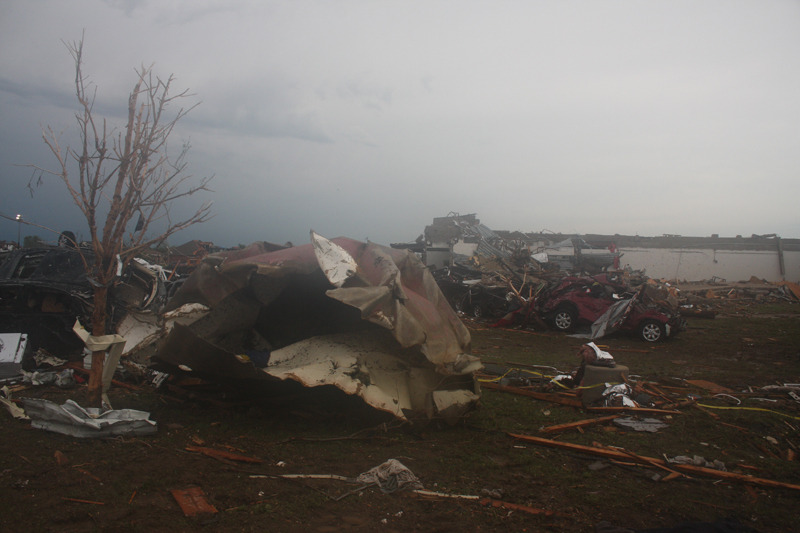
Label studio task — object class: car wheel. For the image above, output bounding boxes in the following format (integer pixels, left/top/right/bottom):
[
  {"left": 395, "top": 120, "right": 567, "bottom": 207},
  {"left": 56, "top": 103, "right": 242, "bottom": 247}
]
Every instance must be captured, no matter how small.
[
  {"left": 638, "top": 319, "right": 665, "bottom": 342},
  {"left": 455, "top": 298, "right": 471, "bottom": 315},
  {"left": 473, "top": 303, "right": 485, "bottom": 318},
  {"left": 551, "top": 305, "right": 577, "bottom": 332}
]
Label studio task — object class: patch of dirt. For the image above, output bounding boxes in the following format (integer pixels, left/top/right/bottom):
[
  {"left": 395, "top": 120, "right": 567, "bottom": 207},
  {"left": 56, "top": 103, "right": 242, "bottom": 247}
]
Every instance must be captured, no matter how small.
[{"left": 1, "top": 303, "right": 799, "bottom": 532}]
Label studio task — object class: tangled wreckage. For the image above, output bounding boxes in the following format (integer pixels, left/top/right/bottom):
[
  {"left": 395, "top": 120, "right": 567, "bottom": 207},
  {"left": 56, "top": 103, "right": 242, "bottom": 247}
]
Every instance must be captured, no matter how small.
[
  {"left": 433, "top": 261, "right": 686, "bottom": 342},
  {"left": 0, "top": 233, "right": 481, "bottom": 422}
]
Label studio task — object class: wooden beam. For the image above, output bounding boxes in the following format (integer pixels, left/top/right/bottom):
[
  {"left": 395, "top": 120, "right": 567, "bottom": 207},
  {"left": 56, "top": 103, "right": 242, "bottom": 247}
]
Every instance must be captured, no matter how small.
[
  {"left": 586, "top": 407, "right": 683, "bottom": 415},
  {"left": 508, "top": 433, "right": 800, "bottom": 492},
  {"left": 541, "top": 416, "right": 621, "bottom": 433},
  {"left": 481, "top": 382, "right": 584, "bottom": 408}
]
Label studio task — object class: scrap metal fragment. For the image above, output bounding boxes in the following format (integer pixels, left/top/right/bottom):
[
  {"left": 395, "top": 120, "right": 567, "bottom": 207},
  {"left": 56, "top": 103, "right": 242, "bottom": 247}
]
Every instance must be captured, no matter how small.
[
  {"left": 0, "top": 333, "right": 28, "bottom": 383},
  {"left": 311, "top": 230, "right": 359, "bottom": 288},
  {"left": 612, "top": 417, "right": 669, "bottom": 433},
  {"left": 356, "top": 459, "right": 424, "bottom": 493},
  {"left": 22, "top": 398, "right": 157, "bottom": 438}
]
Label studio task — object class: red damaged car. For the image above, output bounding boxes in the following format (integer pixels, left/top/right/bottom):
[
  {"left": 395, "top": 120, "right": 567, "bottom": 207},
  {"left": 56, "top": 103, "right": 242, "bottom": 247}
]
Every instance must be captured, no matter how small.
[{"left": 534, "top": 274, "right": 686, "bottom": 342}]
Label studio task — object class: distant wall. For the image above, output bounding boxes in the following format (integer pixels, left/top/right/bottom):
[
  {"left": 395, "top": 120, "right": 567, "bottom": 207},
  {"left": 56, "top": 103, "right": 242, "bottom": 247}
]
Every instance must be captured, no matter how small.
[
  {"left": 620, "top": 247, "right": 800, "bottom": 282},
  {"left": 453, "top": 242, "right": 478, "bottom": 256},
  {"left": 426, "top": 249, "right": 451, "bottom": 269}
]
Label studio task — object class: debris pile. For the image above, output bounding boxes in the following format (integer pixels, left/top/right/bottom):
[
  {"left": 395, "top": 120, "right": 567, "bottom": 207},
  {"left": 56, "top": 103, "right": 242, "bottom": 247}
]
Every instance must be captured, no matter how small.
[
  {"left": 435, "top": 260, "right": 686, "bottom": 343},
  {"left": 138, "top": 232, "right": 480, "bottom": 422}
]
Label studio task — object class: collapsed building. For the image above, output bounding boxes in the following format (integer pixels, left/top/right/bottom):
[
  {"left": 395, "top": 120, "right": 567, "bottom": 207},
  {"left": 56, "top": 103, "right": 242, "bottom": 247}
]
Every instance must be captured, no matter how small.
[
  {"left": 392, "top": 214, "right": 799, "bottom": 343},
  {"left": 391, "top": 213, "right": 620, "bottom": 274},
  {"left": 392, "top": 213, "right": 800, "bottom": 283}
]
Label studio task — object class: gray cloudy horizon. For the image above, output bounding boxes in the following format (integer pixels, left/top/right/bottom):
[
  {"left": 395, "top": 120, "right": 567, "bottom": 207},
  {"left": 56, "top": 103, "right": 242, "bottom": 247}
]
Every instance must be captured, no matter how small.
[{"left": 1, "top": 0, "right": 798, "bottom": 249}]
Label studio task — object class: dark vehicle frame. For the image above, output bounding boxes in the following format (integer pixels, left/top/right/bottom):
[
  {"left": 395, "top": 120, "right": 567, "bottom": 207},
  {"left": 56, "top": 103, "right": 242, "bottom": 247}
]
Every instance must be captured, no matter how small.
[
  {"left": 0, "top": 247, "right": 169, "bottom": 357},
  {"left": 453, "top": 284, "right": 515, "bottom": 319}
]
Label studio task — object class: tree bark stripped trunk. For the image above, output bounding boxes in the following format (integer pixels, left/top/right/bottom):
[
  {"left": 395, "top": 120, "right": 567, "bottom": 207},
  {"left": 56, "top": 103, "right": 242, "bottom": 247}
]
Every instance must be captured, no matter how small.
[{"left": 87, "top": 284, "right": 108, "bottom": 407}]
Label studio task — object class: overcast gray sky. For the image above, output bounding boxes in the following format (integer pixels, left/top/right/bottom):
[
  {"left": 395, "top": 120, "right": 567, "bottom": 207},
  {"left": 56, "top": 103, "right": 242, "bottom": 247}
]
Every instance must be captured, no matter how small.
[{"left": 1, "top": 0, "right": 799, "bottom": 248}]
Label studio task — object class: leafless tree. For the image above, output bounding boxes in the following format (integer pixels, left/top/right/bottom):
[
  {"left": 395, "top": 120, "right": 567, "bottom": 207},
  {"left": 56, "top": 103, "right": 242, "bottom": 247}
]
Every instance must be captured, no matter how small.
[{"left": 30, "top": 37, "right": 213, "bottom": 407}]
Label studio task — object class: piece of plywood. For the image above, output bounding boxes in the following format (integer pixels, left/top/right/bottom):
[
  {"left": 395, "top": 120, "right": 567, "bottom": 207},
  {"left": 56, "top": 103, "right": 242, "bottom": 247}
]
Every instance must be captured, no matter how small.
[
  {"left": 171, "top": 487, "right": 218, "bottom": 516},
  {"left": 685, "top": 380, "right": 733, "bottom": 394}
]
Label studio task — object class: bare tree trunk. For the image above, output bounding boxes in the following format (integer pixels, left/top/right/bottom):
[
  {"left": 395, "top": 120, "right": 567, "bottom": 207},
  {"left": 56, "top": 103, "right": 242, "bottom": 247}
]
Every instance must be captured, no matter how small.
[
  {"left": 87, "top": 285, "right": 108, "bottom": 407},
  {"left": 29, "top": 36, "right": 214, "bottom": 408}
]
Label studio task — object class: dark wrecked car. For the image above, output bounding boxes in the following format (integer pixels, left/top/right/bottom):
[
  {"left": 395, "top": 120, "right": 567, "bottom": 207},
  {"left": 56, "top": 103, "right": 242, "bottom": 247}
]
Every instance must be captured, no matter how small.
[
  {"left": 0, "top": 246, "right": 167, "bottom": 358},
  {"left": 535, "top": 274, "right": 686, "bottom": 342},
  {"left": 453, "top": 284, "right": 515, "bottom": 319},
  {"left": 433, "top": 264, "right": 514, "bottom": 319}
]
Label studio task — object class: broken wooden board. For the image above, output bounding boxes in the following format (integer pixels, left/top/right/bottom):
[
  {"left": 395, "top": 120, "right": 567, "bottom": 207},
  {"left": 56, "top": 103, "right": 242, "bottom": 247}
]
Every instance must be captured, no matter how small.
[
  {"left": 685, "top": 380, "right": 734, "bottom": 394},
  {"left": 586, "top": 407, "right": 683, "bottom": 415},
  {"left": 185, "top": 446, "right": 263, "bottom": 464},
  {"left": 481, "top": 382, "right": 583, "bottom": 408},
  {"left": 541, "top": 416, "right": 621, "bottom": 433},
  {"left": 171, "top": 487, "right": 218, "bottom": 516},
  {"left": 508, "top": 433, "right": 800, "bottom": 492}
]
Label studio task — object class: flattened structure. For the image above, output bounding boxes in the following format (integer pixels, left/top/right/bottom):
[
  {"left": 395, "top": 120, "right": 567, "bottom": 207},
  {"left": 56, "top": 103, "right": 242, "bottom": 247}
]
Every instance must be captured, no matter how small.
[{"left": 154, "top": 234, "right": 480, "bottom": 421}]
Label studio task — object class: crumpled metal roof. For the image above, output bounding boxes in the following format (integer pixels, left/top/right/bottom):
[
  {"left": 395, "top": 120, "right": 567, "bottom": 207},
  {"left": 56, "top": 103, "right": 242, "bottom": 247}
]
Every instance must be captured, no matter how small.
[
  {"left": 154, "top": 233, "right": 481, "bottom": 421},
  {"left": 452, "top": 221, "right": 510, "bottom": 259}
]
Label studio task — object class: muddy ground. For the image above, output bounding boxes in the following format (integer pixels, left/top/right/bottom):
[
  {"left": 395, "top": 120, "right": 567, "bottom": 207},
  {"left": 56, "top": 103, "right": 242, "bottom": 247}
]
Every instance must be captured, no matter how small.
[{"left": 1, "top": 302, "right": 799, "bottom": 532}]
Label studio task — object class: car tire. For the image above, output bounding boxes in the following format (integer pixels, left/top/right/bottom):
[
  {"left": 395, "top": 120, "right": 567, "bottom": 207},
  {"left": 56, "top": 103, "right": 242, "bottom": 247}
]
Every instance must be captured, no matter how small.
[
  {"left": 638, "top": 319, "right": 665, "bottom": 342},
  {"left": 551, "top": 305, "right": 577, "bottom": 332},
  {"left": 473, "top": 303, "right": 485, "bottom": 318}
]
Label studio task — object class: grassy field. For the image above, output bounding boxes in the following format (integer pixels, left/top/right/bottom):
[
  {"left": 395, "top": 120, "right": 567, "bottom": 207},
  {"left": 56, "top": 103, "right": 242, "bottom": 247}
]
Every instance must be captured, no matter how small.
[{"left": 1, "top": 302, "right": 799, "bottom": 532}]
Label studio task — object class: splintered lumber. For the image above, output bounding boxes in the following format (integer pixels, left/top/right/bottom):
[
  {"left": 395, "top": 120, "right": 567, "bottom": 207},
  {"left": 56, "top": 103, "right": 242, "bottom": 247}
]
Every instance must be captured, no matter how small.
[
  {"left": 61, "top": 497, "right": 104, "bottom": 505},
  {"left": 65, "top": 363, "right": 141, "bottom": 391},
  {"left": 480, "top": 498, "right": 564, "bottom": 517},
  {"left": 185, "top": 446, "right": 263, "bottom": 463},
  {"left": 660, "top": 399, "right": 696, "bottom": 410},
  {"left": 617, "top": 448, "right": 690, "bottom": 479},
  {"left": 541, "top": 416, "right": 621, "bottom": 433},
  {"left": 586, "top": 407, "right": 683, "bottom": 415},
  {"left": 641, "top": 384, "right": 675, "bottom": 404},
  {"left": 171, "top": 488, "right": 218, "bottom": 516},
  {"left": 684, "top": 380, "right": 733, "bottom": 394},
  {"left": 481, "top": 382, "right": 583, "bottom": 408},
  {"left": 508, "top": 434, "right": 800, "bottom": 492}
]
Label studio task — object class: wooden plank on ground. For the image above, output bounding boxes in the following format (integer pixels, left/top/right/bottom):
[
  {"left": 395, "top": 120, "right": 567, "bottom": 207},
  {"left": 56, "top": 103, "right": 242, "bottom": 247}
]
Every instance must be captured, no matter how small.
[
  {"left": 586, "top": 407, "right": 683, "bottom": 415},
  {"left": 685, "top": 380, "right": 733, "bottom": 394},
  {"left": 508, "top": 433, "right": 800, "bottom": 492},
  {"left": 481, "top": 382, "right": 583, "bottom": 408},
  {"left": 541, "top": 416, "right": 621, "bottom": 433}
]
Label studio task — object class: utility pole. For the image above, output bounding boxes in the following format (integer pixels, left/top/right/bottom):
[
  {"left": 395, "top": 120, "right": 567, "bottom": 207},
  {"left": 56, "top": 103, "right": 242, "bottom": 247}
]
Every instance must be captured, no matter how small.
[{"left": 15, "top": 214, "right": 22, "bottom": 248}]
